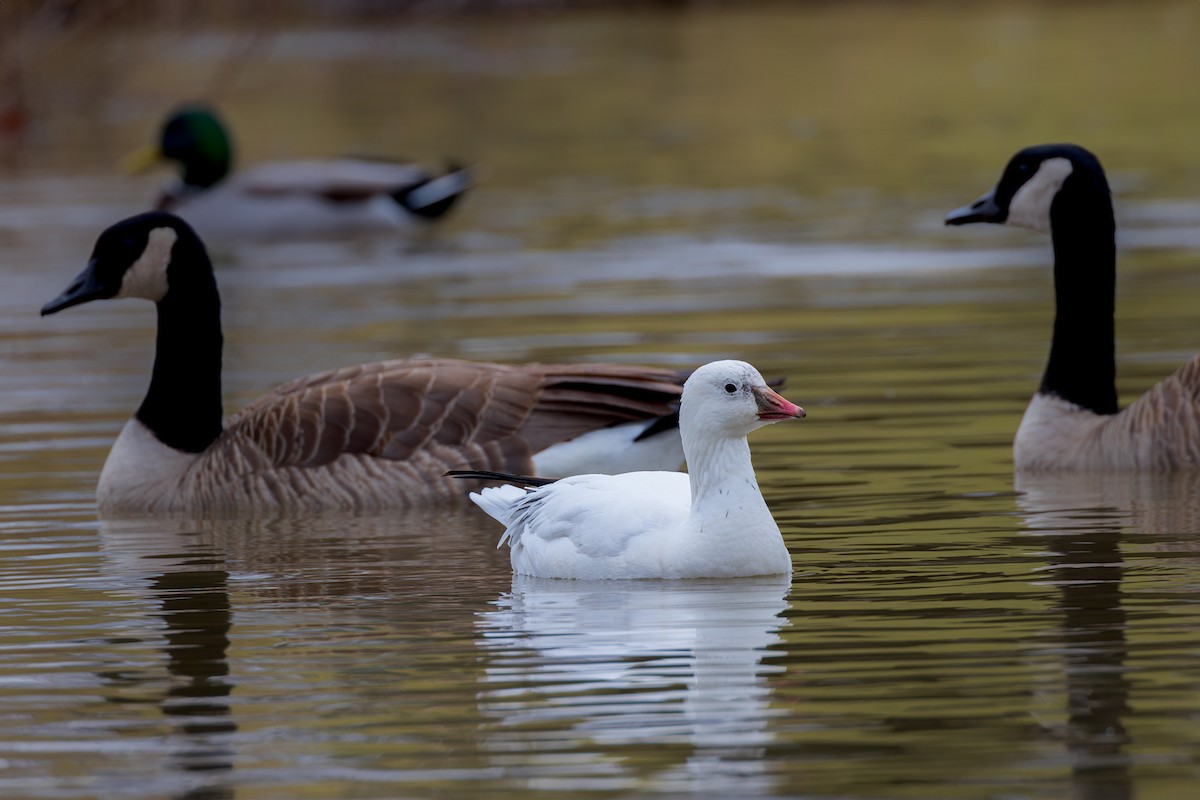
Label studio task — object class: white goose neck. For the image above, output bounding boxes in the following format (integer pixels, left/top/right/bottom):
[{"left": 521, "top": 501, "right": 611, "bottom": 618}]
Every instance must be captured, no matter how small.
[
  {"left": 679, "top": 426, "right": 788, "bottom": 577},
  {"left": 684, "top": 432, "right": 763, "bottom": 516}
]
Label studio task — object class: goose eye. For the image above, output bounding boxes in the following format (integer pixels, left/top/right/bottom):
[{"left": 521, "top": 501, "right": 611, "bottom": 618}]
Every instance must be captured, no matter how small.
[{"left": 724, "top": 383, "right": 737, "bottom": 394}]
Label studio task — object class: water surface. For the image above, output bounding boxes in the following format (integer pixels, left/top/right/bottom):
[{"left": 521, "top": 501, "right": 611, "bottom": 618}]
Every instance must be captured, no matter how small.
[{"left": 3, "top": 4, "right": 1200, "bottom": 798}]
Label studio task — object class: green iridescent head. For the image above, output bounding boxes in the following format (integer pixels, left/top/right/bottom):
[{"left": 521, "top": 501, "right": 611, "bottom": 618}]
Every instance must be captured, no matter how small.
[{"left": 129, "top": 105, "right": 234, "bottom": 189}]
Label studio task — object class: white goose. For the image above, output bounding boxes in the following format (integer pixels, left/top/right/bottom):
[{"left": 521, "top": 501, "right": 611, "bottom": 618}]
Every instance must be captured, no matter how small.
[
  {"left": 947, "top": 143, "right": 1200, "bottom": 471},
  {"left": 452, "top": 360, "right": 804, "bottom": 580},
  {"left": 41, "top": 212, "right": 689, "bottom": 515}
]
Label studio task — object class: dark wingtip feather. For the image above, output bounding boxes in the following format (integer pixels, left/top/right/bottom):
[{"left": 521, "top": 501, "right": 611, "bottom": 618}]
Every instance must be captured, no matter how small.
[
  {"left": 633, "top": 412, "right": 679, "bottom": 442},
  {"left": 444, "top": 469, "right": 557, "bottom": 487}
]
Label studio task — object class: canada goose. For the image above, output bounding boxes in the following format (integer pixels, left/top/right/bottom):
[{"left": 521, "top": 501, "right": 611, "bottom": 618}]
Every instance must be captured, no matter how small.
[
  {"left": 450, "top": 360, "right": 804, "bottom": 579},
  {"left": 41, "top": 212, "right": 689, "bottom": 515},
  {"left": 124, "top": 105, "right": 471, "bottom": 240},
  {"left": 946, "top": 143, "right": 1200, "bottom": 470}
]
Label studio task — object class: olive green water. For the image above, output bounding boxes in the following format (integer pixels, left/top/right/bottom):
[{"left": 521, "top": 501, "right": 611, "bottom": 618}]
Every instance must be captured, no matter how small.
[{"left": 3, "top": 3, "right": 1200, "bottom": 798}]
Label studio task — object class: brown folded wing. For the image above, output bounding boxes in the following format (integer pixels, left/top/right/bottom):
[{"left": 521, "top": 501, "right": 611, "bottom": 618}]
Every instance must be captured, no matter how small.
[
  {"left": 220, "top": 358, "right": 685, "bottom": 476},
  {"left": 1104, "top": 353, "right": 1200, "bottom": 469}
]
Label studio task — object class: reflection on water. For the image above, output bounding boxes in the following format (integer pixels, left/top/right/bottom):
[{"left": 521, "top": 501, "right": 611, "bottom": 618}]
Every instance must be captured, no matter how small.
[
  {"left": 1017, "top": 472, "right": 1200, "bottom": 800},
  {"left": 94, "top": 522, "right": 237, "bottom": 800},
  {"left": 1019, "top": 476, "right": 1131, "bottom": 800},
  {"left": 477, "top": 575, "right": 789, "bottom": 794},
  {"left": 154, "top": 568, "right": 236, "bottom": 800},
  {"left": 84, "top": 511, "right": 516, "bottom": 799},
  {"left": 1019, "top": 472, "right": 1200, "bottom": 540}
]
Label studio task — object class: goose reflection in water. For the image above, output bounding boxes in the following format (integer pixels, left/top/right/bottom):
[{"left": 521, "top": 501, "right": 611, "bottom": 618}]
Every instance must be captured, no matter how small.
[
  {"left": 1016, "top": 472, "right": 1200, "bottom": 800},
  {"left": 475, "top": 574, "right": 791, "bottom": 794},
  {"left": 97, "top": 520, "right": 237, "bottom": 800}
]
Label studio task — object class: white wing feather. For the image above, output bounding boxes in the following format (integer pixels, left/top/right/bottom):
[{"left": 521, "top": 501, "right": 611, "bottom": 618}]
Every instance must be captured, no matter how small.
[
  {"left": 469, "top": 484, "right": 531, "bottom": 533},
  {"left": 470, "top": 472, "right": 691, "bottom": 578}
]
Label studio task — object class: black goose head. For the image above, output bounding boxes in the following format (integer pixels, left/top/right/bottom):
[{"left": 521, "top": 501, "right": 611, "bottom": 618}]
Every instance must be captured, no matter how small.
[
  {"left": 41, "top": 212, "right": 207, "bottom": 316},
  {"left": 945, "top": 144, "right": 1110, "bottom": 233}
]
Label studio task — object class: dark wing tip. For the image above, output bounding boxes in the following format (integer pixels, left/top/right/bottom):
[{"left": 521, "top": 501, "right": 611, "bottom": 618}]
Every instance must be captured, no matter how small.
[{"left": 445, "top": 469, "right": 557, "bottom": 488}]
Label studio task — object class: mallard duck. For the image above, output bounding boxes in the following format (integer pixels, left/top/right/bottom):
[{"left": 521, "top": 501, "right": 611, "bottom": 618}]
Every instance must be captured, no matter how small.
[
  {"left": 450, "top": 360, "right": 804, "bottom": 579},
  {"left": 41, "top": 212, "right": 688, "bottom": 515},
  {"left": 946, "top": 143, "right": 1200, "bottom": 470},
  {"left": 124, "top": 105, "right": 471, "bottom": 240}
]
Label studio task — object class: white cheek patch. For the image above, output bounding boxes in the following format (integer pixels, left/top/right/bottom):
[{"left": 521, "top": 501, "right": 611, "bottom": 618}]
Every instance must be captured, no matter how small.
[
  {"left": 116, "top": 227, "right": 177, "bottom": 301},
  {"left": 1006, "top": 157, "right": 1074, "bottom": 233}
]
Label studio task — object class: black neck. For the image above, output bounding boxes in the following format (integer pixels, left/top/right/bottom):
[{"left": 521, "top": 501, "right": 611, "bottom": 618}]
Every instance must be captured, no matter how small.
[
  {"left": 135, "top": 243, "right": 224, "bottom": 452},
  {"left": 1040, "top": 184, "right": 1118, "bottom": 414}
]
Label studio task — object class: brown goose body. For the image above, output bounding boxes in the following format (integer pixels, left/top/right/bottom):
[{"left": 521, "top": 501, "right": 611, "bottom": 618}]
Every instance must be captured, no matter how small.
[
  {"left": 947, "top": 144, "right": 1200, "bottom": 472},
  {"left": 44, "top": 213, "right": 686, "bottom": 515},
  {"left": 96, "top": 358, "right": 686, "bottom": 515},
  {"left": 1014, "top": 355, "right": 1200, "bottom": 471}
]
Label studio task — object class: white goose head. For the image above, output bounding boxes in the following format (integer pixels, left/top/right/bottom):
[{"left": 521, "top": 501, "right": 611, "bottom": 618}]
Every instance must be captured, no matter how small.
[
  {"left": 945, "top": 143, "right": 1110, "bottom": 235},
  {"left": 41, "top": 212, "right": 207, "bottom": 316},
  {"left": 679, "top": 360, "right": 805, "bottom": 439}
]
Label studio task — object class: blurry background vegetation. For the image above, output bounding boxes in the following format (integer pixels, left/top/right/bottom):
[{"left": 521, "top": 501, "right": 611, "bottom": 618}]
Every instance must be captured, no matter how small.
[{"left": 3, "top": 0, "right": 1199, "bottom": 250}]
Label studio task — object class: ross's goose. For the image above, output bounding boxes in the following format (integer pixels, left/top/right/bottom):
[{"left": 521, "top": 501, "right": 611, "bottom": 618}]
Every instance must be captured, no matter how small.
[{"left": 451, "top": 360, "right": 804, "bottom": 579}]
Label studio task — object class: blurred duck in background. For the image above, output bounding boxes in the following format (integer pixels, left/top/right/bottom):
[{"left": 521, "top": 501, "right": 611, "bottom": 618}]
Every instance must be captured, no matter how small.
[
  {"left": 947, "top": 143, "right": 1200, "bottom": 471},
  {"left": 40, "top": 212, "right": 689, "bottom": 516},
  {"left": 124, "top": 104, "right": 472, "bottom": 240}
]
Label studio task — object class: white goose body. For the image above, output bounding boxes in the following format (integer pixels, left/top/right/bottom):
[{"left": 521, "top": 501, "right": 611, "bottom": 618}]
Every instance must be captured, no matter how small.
[
  {"left": 43, "top": 212, "right": 688, "bottom": 516},
  {"left": 947, "top": 143, "right": 1200, "bottom": 471},
  {"left": 463, "top": 360, "right": 804, "bottom": 580}
]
